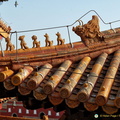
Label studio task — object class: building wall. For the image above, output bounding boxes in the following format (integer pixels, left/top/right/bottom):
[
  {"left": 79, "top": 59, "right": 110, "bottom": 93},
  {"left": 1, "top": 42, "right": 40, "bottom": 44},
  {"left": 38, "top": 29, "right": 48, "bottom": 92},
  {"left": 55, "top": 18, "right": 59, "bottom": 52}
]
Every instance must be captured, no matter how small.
[
  {"left": 0, "top": 104, "right": 2, "bottom": 110},
  {"left": 0, "top": 35, "right": 2, "bottom": 40},
  {"left": 0, "top": 100, "right": 64, "bottom": 120}
]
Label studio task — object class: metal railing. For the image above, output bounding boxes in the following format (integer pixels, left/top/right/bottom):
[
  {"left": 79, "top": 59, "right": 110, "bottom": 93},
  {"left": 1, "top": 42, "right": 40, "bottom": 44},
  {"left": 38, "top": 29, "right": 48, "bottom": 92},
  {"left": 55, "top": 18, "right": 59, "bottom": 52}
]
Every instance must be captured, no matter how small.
[{"left": 0, "top": 10, "right": 120, "bottom": 59}]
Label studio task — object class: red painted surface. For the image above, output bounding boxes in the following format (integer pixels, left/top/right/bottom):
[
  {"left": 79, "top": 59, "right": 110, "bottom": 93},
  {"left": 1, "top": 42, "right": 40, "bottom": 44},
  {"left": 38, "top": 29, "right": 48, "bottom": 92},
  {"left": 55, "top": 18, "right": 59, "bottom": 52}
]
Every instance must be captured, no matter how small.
[
  {"left": 0, "top": 35, "right": 2, "bottom": 40},
  {"left": 0, "top": 104, "right": 2, "bottom": 110},
  {"left": 0, "top": 101, "right": 64, "bottom": 119}
]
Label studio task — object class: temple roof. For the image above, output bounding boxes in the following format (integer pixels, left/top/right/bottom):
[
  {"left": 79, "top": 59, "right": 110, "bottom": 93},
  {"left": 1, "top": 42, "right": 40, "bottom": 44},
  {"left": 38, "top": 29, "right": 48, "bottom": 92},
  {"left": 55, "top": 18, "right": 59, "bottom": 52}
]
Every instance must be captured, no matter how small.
[
  {"left": 0, "top": 0, "right": 8, "bottom": 2},
  {"left": 0, "top": 15, "right": 120, "bottom": 115},
  {"left": 0, "top": 48, "right": 120, "bottom": 115},
  {"left": 0, "top": 19, "right": 11, "bottom": 38}
]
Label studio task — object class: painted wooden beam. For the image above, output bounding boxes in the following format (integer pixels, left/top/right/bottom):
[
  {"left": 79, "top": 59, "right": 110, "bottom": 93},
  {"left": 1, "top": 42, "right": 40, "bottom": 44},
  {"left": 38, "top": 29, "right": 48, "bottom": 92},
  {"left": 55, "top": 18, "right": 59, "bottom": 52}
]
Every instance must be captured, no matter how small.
[
  {"left": 60, "top": 57, "right": 91, "bottom": 98},
  {"left": 11, "top": 66, "right": 33, "bottom": 86},
  {"left": 77, "top": 53, "right": 108, "bottom": 102},
  {"left": 27, "top": 63, "right": 52, "bottom": 90},
  {"left": 96, "top": 50, "right": 120, "bottom": 106},
  {"left": 43, "top": 60, "right": 72, "bottom": 94}
]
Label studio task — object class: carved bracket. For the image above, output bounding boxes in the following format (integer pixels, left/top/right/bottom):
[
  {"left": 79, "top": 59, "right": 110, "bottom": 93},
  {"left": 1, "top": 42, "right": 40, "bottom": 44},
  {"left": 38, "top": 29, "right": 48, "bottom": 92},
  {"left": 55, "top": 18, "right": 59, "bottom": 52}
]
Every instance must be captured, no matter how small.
[
  {"left": 32, "top": 35, "right": 40, "bottom": 48},
  {"left": 72, "top": 15, "right": 104, "bottom": 47},
  {"left": 5, "top": 37, "right": 15, "bottom": 51},
  {"left": 18, "top": 35, "right": 29, "bottom": 49},
  {"left": 44, "top": 33, "right": 53, "bottom": 47},
  {"left": 56, "top": 32, "right": 65, "bottom": 45}
]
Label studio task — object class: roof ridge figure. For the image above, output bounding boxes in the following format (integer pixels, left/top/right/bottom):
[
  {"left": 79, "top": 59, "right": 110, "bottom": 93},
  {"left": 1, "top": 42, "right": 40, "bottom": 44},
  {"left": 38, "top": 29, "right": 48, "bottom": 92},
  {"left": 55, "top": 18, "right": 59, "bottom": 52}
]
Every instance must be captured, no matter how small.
[{"left": 72, "top": 15, "right": 104, "bottom": 47}]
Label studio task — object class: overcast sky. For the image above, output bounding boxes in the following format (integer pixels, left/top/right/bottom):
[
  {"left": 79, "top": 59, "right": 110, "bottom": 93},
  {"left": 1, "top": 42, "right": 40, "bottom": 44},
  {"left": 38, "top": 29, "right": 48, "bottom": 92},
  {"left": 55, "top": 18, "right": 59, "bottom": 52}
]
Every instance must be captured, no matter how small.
[{"left": 0, "top": 0, "right": 120, "bottom": 49}]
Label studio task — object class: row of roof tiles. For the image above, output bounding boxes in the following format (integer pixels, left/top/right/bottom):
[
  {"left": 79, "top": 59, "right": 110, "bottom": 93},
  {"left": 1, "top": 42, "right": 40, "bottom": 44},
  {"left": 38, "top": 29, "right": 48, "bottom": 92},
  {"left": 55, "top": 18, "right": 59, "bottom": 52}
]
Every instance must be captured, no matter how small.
[
  {"left": 0, "top": 49, "right": 120, "bottom": 114},
  {"left": 0, "top": 97, "right": 15, "bottom": 103},
  {"left": 0, "top": 0, "right": 8, "bottom": 2}
]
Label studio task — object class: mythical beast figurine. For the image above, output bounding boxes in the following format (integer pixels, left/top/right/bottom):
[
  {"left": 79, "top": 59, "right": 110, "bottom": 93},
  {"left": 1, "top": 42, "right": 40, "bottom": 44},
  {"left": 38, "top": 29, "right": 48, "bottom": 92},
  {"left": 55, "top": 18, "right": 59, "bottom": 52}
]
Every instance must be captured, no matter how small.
[{"left": 73, "top": 15, "right": 104, "bottom": 46}]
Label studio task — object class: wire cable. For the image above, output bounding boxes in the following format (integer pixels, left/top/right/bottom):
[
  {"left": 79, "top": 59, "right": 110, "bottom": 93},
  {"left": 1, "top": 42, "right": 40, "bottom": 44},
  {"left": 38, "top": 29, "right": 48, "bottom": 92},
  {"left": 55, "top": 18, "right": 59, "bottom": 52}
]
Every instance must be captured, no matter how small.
[
  {"left": 23, "top": 64, "right": 119, "bottom": 81},
  {"left": 10, "top": 10, "right": 120, "bottom": 34},
  {"left": 0, "top": 10, "right": 120, "bottom": 34}
]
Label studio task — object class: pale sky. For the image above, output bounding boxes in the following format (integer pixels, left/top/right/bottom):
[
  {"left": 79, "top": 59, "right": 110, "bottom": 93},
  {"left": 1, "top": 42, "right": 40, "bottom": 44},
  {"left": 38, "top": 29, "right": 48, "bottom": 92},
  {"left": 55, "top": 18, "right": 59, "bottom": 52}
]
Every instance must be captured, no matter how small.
[{"left": 0, "top": 0, "right": 120, "bottom": 49}]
